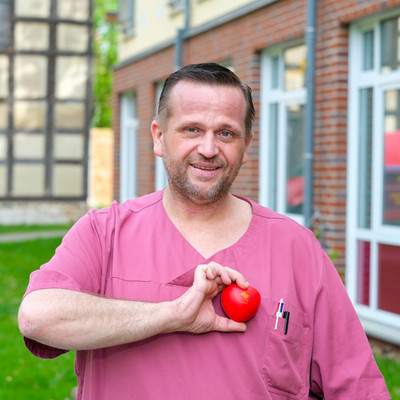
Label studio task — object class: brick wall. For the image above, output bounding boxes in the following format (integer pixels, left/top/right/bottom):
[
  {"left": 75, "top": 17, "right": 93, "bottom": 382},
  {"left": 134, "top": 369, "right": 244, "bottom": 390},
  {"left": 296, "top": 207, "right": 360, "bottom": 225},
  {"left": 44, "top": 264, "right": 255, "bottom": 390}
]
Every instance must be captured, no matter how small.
[{"left": 112, "top": 0, "right": 400, "bottom": 274}]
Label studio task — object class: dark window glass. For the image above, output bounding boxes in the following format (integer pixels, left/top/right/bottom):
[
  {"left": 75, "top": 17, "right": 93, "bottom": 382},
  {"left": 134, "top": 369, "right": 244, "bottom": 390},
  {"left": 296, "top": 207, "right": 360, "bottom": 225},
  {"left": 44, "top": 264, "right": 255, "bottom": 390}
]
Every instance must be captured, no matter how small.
[{"left": 0, "top": 0, "right": 11, "bottom": 50}]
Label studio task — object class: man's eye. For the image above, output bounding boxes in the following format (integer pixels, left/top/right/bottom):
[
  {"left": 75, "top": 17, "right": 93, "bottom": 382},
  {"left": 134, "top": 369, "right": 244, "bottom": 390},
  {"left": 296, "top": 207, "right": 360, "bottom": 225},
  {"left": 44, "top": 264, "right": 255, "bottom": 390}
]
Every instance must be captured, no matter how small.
[
  {"left": 187, "top": 127, "right": 198, "bottom": 133},
  {"left": 220, "top": 130, "right": 232, "bottom": 137}
]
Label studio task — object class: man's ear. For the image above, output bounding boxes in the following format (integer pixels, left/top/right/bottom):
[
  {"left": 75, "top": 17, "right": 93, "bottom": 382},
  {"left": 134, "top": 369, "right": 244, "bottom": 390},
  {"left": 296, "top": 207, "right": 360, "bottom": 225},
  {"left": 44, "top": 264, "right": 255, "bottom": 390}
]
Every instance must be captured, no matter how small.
[
  {"left": 241, "top": 132, "right": 254, "bottom": 165},
  {"left": 151, "top": 120, "right": 163, "bottom": 157}
]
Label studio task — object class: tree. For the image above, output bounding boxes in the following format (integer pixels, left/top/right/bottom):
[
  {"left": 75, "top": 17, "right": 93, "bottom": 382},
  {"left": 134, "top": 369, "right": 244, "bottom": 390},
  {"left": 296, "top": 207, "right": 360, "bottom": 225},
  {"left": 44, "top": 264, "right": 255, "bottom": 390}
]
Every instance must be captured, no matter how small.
[{"left": 92, "top": 0, "right": 118, "bottom": 128}]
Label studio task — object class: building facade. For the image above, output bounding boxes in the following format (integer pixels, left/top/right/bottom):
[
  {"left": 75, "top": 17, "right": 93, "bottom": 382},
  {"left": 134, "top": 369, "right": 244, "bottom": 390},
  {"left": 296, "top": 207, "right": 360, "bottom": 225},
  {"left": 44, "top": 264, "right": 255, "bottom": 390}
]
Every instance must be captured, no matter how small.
[
  {"left": 0, "top": 0, "right": 93, "bottom": 223},
  {"left": 112, "top": 0, "right": 400, "bottom": 344}
]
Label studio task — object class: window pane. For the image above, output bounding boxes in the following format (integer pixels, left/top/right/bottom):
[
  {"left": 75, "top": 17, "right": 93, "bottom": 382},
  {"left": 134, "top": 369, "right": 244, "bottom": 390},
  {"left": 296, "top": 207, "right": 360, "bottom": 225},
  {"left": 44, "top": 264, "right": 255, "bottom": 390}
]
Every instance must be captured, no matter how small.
[
  {"left": 284, "top": 44, "right": 306, "bottom": 91},
  {"left": 13, "top": 133, "right": 45, "bottom": 160},
  {"left": 362, "top": 30, "right": 374, "bottom": 71},
  {"left": 14, "top": 101, "right": 47, "bottom": 130},
  {"left": 271, "top": 56, "right": 279, "bottom": 89},
  {"left": 54, "top": 133, "right": 84, "bottom": 160},
  {"left": 286, "top": 104, "right": 304, "bottom": 214},
  {"left": 268, "top": 103, "right": 278, "bottom": 209},
  {"left": 357, "top": 240, "right": 370, "bottom": 306},
  {"left": 57, "top": 0, "right": 89, "bottom": 20},
  {"left": 358, "top": 88, "right": 373, "bottom": 228},
  {"left": 55, "top": 102, "right": 85, "bottom": 130},
  {"left": 378, "top": 243, "right": 400, "bottom": 314},
  {"left": 0, "top": 164, "right": 6, "bottom": 196},
  {"left": 383, "top": 89, "right": 400, "bottom": 226},
  {"left": 55, "top": 57, "right": 88, "bottom": 100},
  {"left": 0, "top": 0, "right": 10, "bottom": 50},
  {"left": 14, "top": 22, "right": 49, "bottom": 51},
  {"left": 53, "top": 164, "right": 83, "bottom": 197},
  {"left": 0, "top": 55, "right": 9, "bottom": 99},
  {"left": 57, "top": 24, "right": 89, "bottom": 52},
  {"left": 381, "top": 16, "right": 400, "bottom": 73},
  {"left": 0, "top": 103, "right": 7, "bottom": 129},
  {"left": 15, "top": 0, "right": 50, "bottom": 18},
  {"left": 14, "top": 55, "right": 48, "bottom": 99},
  {"left": 12, "top": 163, "right": 45, "bottom": 196},
  {"left": 0, "top": 134, "right": 7, "bottom": 160},
  {"left": 119, "top": 0, "right": 135, "bottom": 35}
]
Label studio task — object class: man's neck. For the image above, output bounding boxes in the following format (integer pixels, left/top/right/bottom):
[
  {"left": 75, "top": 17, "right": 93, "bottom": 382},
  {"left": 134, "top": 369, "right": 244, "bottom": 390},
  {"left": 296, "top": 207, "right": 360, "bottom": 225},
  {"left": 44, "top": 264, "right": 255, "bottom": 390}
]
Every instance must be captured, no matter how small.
[
  {"left": 162, "top": 186, "right": 238, "bottom": 224},
  {"left": 162, "top": 186, "right": 253, "bottom": 258}
]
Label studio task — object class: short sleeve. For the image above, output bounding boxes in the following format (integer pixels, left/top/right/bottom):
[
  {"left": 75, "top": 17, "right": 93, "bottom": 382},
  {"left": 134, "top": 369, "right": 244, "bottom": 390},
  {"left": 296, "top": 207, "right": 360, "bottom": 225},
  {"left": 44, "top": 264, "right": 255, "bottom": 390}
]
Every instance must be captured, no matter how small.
[
  {"left": 23, "top": 336, "right": 69, "bottom": 359},
  {"left": 309, "top": 251, "right": 390, "bottom": 399},
  {"left": 24, "top": 207, "right": 112, "bottom": 298},
  {"left": 22, "top": 206, "right": 114, "bottom": 359}
]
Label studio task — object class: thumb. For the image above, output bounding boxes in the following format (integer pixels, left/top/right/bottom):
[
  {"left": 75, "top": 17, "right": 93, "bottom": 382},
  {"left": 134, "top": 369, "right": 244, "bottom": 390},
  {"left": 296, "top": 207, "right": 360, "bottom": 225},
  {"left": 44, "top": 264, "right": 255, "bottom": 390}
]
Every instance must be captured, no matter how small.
[{"left": 213, "top": 315, "right": 247, "bottom": 333}]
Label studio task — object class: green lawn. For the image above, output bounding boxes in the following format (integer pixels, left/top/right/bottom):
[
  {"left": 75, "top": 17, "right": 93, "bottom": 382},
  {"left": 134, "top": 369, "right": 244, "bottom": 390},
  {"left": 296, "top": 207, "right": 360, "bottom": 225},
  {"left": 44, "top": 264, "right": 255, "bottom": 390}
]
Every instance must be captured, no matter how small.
[
  {"left": 375, "top": 354, "right": 400, "bottom": 399},
  {"left": 0, "top": 237, "right": 76, "bottom": 400},
  {"left": 1, "top": 234, "right": 399, "bottom": 399},
  {"left": 0, "top": 224, "right": 73, "bottom": 234}
]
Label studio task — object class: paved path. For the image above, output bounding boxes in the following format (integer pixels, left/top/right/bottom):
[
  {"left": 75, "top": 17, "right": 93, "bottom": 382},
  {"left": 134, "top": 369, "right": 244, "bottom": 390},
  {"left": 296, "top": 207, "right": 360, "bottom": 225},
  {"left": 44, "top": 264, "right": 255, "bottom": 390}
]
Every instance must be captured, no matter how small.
[{"left": 0, "top": 230, "right": 68, "bottom": 243}]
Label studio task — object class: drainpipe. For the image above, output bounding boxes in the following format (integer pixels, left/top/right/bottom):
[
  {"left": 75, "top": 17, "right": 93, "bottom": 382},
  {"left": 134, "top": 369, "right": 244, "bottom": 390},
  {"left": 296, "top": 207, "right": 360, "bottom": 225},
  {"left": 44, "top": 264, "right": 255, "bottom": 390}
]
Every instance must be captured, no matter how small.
[
  {"left": 174, "top": 0, "right": 190, "bottom": 70},
  {"left": 304, "top": 0, "right": 317, "bottom": 229}
]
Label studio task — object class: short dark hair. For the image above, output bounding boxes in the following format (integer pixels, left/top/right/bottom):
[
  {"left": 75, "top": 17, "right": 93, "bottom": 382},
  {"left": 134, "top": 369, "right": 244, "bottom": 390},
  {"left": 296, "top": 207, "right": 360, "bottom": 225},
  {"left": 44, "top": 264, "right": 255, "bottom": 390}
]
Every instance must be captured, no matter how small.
[{"left": 157, "top": 63, "right": 255, "bottom": 139}]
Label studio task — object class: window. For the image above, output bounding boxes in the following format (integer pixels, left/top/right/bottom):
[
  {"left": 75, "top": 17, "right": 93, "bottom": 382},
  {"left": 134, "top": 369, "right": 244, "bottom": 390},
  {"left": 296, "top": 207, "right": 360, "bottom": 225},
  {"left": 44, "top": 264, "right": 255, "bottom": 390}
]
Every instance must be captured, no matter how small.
[
  {"left": 167, "top": 0, "right": 185, "bottom": 15},
  {"left": 119, "top": 0, "right": 135, "bottom": 35},
  {"left": 1, "top": 0, "right": 91, "bottom": 201},
  {"left": 120, "top": 92, "right": 138, "bottom": 202},
  {"left": 260, "top": 43, "right": 307, "bottom": 224},
  {"left": 0, "top": 0, "right": 11, "bottom": 50},
  {"left": 347, "top": 15, "right": 400, "bottom": 344}
]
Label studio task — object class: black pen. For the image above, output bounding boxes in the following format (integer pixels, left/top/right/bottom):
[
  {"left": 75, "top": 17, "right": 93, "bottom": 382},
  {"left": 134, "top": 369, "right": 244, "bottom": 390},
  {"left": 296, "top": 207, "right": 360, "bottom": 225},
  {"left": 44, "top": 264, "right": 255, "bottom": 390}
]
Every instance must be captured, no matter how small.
[{"left": 283, "top": 311, "right": 290, "bottom": 335}]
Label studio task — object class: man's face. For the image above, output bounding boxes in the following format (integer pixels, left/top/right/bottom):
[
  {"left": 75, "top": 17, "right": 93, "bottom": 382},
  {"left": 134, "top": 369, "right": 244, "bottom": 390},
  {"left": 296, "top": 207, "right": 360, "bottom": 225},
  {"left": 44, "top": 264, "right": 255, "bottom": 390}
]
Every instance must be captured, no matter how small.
[{"left": 152, "top": 81, "right": 252, "bottom": 205}]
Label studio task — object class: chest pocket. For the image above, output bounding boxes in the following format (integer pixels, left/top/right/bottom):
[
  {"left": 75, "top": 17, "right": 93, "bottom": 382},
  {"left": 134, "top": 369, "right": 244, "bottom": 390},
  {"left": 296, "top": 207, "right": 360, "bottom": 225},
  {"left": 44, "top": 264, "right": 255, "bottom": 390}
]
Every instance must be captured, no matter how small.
[{"left": 262, "top": 313, "right": 309, "bottom": 399}]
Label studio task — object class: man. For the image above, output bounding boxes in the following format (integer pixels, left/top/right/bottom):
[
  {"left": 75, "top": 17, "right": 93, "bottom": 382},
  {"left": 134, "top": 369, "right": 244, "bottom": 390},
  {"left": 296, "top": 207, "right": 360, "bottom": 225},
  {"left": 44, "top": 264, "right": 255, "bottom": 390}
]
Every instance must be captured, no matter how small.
[{"left": 18, "top": 63, "right": 390, "bottom": 399}]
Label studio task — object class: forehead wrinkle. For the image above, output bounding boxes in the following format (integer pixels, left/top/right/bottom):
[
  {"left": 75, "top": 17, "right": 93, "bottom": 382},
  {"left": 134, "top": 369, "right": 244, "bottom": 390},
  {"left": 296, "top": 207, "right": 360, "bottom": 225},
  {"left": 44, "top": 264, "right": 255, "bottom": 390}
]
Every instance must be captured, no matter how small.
[
  {"left": 170, "top": 81, "right": 245, "bottom": 112},
  {"left": 168, "top": 84, "right": 246, "bottom": 133}
]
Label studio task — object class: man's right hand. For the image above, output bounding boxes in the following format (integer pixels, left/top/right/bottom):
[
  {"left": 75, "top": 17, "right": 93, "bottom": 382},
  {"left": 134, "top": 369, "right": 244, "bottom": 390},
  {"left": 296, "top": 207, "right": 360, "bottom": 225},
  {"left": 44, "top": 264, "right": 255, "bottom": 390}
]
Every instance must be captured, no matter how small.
[
  {"left": 18, "top": 262, "right": 248, "bottom": 352},
  {"left": 170, "top": 262, "right": 249, "bottom": 334}
]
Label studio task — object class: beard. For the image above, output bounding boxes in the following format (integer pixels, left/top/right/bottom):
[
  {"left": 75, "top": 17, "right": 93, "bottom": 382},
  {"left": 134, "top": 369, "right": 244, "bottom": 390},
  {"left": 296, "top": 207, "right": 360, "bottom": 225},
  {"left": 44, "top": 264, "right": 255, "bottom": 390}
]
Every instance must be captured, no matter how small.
[{"left": 162, "top": 152, "right": 244, "bottom": 205}]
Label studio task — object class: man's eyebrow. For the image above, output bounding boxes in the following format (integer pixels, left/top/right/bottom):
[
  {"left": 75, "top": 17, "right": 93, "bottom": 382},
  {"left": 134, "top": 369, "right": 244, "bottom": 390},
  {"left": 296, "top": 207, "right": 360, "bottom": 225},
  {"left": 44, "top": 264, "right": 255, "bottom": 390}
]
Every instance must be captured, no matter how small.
[{"left": 177, "top": 120, "right": 240, "bottom": 130}]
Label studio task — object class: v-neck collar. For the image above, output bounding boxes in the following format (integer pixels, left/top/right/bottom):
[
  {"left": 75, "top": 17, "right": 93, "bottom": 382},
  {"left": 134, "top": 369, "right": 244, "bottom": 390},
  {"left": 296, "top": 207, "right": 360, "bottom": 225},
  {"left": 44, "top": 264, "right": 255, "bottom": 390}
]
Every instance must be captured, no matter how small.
[{"left": 159, "top": 189, "right": 257, "bottom": 262}]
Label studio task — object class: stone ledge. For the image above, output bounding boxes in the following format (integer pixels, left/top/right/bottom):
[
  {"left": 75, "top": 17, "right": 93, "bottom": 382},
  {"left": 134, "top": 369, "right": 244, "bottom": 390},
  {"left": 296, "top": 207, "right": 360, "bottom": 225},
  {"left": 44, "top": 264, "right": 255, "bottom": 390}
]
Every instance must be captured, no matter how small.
[{"left": 0, "top": 201, "right": 88, "bottom": 225}]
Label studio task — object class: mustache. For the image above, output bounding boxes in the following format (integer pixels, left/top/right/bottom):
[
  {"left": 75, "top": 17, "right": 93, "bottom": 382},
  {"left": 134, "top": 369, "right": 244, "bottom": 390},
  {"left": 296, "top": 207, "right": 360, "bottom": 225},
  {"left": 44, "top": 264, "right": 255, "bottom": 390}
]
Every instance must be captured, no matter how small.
[{"left": 188, "top": 155, "right": 222, "bottom": 164}]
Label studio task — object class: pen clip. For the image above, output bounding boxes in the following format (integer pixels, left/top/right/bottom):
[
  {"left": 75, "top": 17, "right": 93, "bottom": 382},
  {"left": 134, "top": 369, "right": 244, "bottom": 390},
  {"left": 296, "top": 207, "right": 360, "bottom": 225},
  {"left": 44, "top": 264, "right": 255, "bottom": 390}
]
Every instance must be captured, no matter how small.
[
  {"left": 283, "top": 311, "right": 290, "bottom": 335},
  {"left": 274, "top": 298, "right": 284, "bottom": 330}
]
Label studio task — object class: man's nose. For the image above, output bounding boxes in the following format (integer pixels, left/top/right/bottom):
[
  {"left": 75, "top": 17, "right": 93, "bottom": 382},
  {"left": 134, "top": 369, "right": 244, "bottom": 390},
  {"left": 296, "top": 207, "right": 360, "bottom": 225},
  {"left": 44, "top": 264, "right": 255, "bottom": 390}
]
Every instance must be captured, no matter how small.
[{"left": 198, "top": 132, "right": 219, "bottom": 158}]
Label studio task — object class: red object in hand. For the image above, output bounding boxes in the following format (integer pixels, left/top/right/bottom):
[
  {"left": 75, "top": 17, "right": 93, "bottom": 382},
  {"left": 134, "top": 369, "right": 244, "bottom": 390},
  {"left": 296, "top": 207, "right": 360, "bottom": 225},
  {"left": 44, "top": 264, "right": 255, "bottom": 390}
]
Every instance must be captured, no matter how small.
[{"left": 221, "top": 284, "right": 261, "bottom": 322}]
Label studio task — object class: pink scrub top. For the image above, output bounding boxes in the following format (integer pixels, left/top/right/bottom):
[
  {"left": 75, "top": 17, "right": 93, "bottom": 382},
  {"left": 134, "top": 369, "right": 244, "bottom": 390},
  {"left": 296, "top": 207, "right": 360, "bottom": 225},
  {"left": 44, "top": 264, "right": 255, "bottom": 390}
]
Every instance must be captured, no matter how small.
[{"left": 23, "top": 190, "right": 390, "bottom": 400}]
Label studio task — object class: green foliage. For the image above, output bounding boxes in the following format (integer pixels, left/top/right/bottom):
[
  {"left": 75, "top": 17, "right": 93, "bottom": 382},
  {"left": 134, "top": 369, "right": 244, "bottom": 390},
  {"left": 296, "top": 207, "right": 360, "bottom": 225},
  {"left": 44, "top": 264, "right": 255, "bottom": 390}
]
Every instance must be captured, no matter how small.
[
  {"left": 313, "top": 228, "right": 339, "bottom": 264},
  {"left": 92, "top": 0, "right": 118, "bottom": 128}
]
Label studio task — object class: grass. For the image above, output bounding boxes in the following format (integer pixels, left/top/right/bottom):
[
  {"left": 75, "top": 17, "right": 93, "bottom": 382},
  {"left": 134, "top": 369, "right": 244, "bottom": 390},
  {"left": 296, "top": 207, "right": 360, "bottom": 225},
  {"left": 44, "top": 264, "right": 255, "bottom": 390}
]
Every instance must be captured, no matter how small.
[
  {"left": 0, "top": 237, "right": 76, "bottom": 400},
  {"left": 1, "top": 229, "right": 399, "bottom": 399},
  {"left": 0, "top": 224, "right": 73, "bottom": 234},
  {"left": 375, "top": 354, "right": 400, "bottom": 398}
]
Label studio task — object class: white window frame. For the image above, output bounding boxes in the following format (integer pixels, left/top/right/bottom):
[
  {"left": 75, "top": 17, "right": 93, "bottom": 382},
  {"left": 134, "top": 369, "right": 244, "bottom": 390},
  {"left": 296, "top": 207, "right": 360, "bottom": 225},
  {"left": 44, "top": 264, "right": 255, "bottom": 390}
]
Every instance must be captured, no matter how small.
[
  {"left": 120, "top": 91, "right": 138, "bottom": 202},
  {"left": 347, "top": 13, "right": 400, "bottom": 345},
  {"left": 259, "top": 42, "right": 306, "bottom": 225}
]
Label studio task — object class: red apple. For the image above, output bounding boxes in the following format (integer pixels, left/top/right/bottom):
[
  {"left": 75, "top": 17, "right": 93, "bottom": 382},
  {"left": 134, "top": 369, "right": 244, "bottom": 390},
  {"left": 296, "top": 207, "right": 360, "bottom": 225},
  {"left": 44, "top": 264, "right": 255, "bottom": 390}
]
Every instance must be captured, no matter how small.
[{"left": 221, "top": 284, "right": 261, "bottom": 322}]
